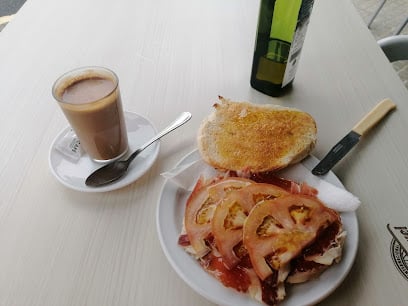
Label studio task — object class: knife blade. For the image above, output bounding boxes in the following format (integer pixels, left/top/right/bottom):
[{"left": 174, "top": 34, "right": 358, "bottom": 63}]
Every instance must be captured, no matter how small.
[{"left": 312, "top": 98, "right": 396, "bottom": 175}]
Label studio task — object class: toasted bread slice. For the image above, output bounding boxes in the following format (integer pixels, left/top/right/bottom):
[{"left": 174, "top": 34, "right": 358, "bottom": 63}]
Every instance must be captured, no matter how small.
[{"left": 197, "top": 97, "right": 317, "bottom": 172}]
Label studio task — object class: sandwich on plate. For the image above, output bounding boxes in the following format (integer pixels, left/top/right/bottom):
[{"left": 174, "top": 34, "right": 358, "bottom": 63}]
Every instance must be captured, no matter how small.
[{"left": 178, "top": 97, "right": 347, "bottom": 306}]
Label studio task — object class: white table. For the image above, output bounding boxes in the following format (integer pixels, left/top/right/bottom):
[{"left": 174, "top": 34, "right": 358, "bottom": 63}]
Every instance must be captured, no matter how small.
[{"left": 1, "top": 0, "right": 408, "bottom": 305}]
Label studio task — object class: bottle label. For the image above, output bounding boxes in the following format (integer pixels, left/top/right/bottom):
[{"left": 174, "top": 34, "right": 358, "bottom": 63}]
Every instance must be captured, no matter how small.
[{"left": 282, "top": 0, "right": 314, "bottom": 87}]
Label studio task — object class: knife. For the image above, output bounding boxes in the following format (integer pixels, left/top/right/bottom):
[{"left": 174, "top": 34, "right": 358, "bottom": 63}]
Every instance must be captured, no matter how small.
[{"left": 312, "top": 98, "right": 396, "bottom": 175}]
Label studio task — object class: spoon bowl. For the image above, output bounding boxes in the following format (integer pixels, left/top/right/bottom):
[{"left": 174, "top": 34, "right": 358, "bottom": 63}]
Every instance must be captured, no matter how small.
[{"left": 85, "top": 112, "right": 192, "bottom": 187}]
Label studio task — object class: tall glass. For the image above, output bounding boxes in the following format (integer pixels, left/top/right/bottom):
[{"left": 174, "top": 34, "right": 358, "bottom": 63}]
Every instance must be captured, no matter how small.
[{"left": 52, "top": 66, "right": 128, "bottom": 163}]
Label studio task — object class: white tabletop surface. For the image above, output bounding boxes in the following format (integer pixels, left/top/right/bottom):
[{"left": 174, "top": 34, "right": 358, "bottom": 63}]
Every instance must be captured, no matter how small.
[{"left": 1, "top": 0, "right": 408, "bottom": 305}]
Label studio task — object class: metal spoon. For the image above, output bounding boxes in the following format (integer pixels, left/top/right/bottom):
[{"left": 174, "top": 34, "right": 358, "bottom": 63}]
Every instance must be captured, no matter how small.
[{"left": 85, "top": 111, "right": 192, "bottom": 187}]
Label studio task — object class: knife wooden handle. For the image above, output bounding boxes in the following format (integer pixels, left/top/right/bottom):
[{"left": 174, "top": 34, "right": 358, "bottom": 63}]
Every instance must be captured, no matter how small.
[{"left": 352, "top": 98, "right": 396, "bottom": 135}]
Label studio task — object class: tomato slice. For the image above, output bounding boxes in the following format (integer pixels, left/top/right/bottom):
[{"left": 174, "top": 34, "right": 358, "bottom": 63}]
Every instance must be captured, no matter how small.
[
  {"left": 212, "top": 183, "right": 289, "bottom": 269},
  {"left": 243, "top": 195, "right": 340, "bottom": 280},
  {"left": 184, "top": 177, "right": 253, "bottom": 258}
]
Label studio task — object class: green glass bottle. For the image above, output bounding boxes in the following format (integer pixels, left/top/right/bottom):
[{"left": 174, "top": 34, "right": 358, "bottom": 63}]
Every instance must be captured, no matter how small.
[{"left": 250, "top": 0, "right": 315, "bottom": 97}]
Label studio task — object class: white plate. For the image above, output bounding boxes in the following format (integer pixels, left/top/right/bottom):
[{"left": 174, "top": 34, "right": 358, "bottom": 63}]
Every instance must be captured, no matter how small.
[
  {"left": 156, "top": 150, "right": 358, "bottom": 306},
  {"left": 49, "top": 111, "right": 159, "bottom": 192}
]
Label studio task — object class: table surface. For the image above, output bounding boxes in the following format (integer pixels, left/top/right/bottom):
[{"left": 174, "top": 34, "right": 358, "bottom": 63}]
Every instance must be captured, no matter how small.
[{"left": 1, "top": 0, "right": 408, "bottom": 305}]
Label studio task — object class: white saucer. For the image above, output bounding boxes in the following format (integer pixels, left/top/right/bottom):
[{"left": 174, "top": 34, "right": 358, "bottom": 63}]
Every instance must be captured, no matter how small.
[{"left": 49, "top": 111, "right": 159, "bottom": 192}]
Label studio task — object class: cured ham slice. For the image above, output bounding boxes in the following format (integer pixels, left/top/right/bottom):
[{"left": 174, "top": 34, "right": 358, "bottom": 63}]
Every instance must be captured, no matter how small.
[{"left": 180, "top": 174, "right": 346, "bottom": 306}]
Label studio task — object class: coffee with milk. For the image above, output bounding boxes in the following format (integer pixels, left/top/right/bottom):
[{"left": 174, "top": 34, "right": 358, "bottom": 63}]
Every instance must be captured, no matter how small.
[{"left": 53, "top": 67, "right": 128, "bottom": 162}]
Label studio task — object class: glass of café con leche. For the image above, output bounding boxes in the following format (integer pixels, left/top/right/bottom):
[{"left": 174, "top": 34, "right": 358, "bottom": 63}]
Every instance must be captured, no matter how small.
[{"left": 52, "top": 66, "right": 129, "bottom": 163}]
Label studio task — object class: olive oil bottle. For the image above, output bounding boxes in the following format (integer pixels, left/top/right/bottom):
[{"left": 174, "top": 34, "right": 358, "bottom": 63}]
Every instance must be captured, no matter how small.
[{"left": 250, "top": 0, "right": 315, "bottom": 97}]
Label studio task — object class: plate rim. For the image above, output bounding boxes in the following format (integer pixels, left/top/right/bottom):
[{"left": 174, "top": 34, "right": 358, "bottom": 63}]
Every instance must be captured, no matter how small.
[{"left": 156, "top": 149, "right": 359, "bottom": 306}]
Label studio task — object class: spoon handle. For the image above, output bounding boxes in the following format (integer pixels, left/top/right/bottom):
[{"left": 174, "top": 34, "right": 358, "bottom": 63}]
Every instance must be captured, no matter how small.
[{"left": 127, "top": 112, "right": 192, "bottom": 162}]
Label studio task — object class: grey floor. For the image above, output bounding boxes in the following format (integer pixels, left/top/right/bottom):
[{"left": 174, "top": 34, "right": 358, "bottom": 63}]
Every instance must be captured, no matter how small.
[
  {"left": 352, "top": 0, "right": 408, "bottom": 88},
  {"left": 0, "top": 0, "right": 407, "bottom": 87},
  {"left": 0, "top": 0, "right": 26, "bottom": 30},
  {"left": 0, "top": 0, "right": 26, "bottom": 15}
]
